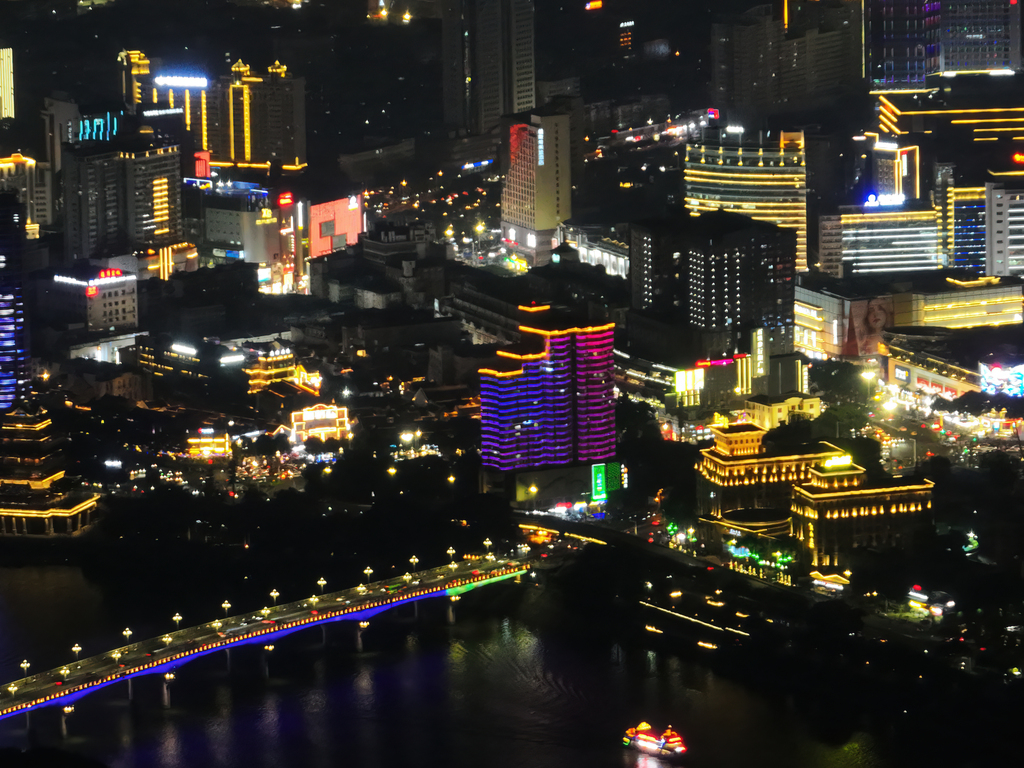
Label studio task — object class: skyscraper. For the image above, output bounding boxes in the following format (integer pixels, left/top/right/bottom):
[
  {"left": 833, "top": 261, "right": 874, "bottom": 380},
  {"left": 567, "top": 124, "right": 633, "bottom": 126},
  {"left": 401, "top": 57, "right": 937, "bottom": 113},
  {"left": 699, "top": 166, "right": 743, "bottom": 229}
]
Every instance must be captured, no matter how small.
[
  {"left": 442, "top": 0, "right": 535, "bottom": 133},
  {"left": 0, "top": 46, "right": 13, "bottom": 119},
  {"left": 500, "top": 110, "right": 570, "bottom": 267},
  {"left": 0, "top": 193, "right": 26, "bottom": 411},
  {"left": 479, "top": 311, "right": 614, "bottom": 471},
  {"left": 63, "top": 143, "right": 182, "bottom": 261}
]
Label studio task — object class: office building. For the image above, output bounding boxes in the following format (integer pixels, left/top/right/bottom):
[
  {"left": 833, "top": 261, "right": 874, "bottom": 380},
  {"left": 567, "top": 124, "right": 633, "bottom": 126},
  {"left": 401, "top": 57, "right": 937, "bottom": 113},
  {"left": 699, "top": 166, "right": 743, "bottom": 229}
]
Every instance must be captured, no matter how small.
[
  {"left": 865, "top": 0, "right": 1020, "bottom": 89},
  {"left": 48, "top": 265, "right": 138, "bottom": 332},
  {"left": 684, "top": 129, "right": 808, "bottom": 271},
  {"left": 0, "top": 46, "right": 12, "bottom": 119},
  {"left": 63, "top": 142, "right": 182, "bottom": 261},
  {"left": 630, "top": 212, "right": 796, "bottom": 353},
  {"left": 442, "top": 0, "right": 536, "bottom": 133},
  {"left": 479, "top": 308, "right": 614, "bottom": 471},
  {"left": 0, "top": 401, "right": 100, "bottom": 536},
  {"left": 985, "top": 182, "right": 1024, "bottom": 275},
  {"left": 792, "top": 458, "right": 933, "bottom": 568},
  {"left": 819, "top": 202, "right": 941, "bottom": 277},
  {"left": 934, "top": 0, "right": 1020, "bottom": 75},
  {"left": 0, "top": 193, "right": 26, "bottom": 411},
  {"left": 500, "top": 110, "right": 570, "bottom": 267}
]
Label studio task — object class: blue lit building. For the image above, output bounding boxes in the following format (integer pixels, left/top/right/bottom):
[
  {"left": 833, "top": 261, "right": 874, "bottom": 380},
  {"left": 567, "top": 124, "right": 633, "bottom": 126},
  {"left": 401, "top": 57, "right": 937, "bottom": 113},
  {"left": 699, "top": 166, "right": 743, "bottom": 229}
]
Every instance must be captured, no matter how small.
[{"left": 0, "top": 192, "right": 26, "bottom": 411}]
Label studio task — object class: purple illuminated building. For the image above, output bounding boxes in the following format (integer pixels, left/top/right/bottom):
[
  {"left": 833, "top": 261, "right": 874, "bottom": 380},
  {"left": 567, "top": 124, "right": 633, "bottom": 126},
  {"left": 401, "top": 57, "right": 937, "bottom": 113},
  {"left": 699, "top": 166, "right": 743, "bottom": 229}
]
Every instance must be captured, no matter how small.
[{"left": 479, "top": 308, "right": 615, "bottom": 471}]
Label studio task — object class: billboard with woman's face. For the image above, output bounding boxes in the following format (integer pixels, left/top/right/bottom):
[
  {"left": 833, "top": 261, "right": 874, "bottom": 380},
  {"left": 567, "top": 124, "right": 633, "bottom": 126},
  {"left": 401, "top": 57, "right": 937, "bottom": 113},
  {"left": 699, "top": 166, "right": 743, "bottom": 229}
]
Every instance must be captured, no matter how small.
[{"left": 850, "top": 295, "right": 894, "bottom": 356}]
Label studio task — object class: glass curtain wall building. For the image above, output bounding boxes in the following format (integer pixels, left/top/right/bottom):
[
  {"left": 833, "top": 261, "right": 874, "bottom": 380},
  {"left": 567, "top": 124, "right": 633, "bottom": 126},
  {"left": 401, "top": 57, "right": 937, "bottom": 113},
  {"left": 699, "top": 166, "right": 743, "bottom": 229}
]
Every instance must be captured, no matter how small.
[{"left": 0, "top": 192, "right": 26, "bottom": 411}]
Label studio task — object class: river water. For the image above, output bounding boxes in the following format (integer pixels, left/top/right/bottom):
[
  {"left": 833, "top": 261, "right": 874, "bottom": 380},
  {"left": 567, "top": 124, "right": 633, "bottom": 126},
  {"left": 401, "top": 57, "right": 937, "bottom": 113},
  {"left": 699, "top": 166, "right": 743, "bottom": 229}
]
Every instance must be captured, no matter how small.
[{"left": 0, "top": 566, "right": 888, "bottom": 768}]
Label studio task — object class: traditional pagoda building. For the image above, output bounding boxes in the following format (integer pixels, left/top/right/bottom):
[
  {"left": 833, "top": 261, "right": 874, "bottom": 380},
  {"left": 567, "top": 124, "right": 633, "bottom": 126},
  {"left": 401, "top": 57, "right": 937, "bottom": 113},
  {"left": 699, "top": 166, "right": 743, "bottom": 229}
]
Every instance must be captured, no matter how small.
[{"left": 0, "top": 401, "right": 99, "bottom": 535}]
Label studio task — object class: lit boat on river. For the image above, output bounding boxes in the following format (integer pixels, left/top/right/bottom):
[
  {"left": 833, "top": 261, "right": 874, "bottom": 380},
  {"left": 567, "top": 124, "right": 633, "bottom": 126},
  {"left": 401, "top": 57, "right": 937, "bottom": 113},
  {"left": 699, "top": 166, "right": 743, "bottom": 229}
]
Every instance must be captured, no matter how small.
[{"left": 623, "top": 722, "right": 687, "bottom": 759}]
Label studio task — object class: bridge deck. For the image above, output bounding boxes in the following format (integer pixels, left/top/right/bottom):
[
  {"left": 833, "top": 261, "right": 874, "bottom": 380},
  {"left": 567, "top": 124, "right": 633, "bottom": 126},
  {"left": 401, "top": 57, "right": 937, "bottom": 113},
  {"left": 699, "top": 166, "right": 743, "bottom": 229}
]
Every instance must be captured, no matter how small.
[{"left": 0, "top": 558, "right": 530, "bottom": 720}]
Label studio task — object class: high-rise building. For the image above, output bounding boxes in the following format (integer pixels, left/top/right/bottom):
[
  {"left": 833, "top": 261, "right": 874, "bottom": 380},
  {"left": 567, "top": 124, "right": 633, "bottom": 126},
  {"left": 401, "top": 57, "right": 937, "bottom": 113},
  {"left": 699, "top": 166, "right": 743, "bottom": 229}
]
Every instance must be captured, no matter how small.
[
  {"left": 500, "top": 110, "right": 570, "bottom": 267},
  {"left": 711, "top": 3, "right": 861, "bottom": 117},
  {"left": 0, "top": 46, "right": 13, "bottom": 119},
  {"left": 985, "top": 181, "right": 1024, "bottom": 275},
  {"left": 820, "top": 202, "right": 941, "bottom": 276},
  {"left": 442, "top": 0, "right": 535, "bottom": 134},
  {"left": 63, "top": 142, "right": 182, "bottom": 261},
  {"left": 0, "top": 193, "right": 26, "bottom": 411},
  {"left": 629, "top": 211, "right": 796, "bottom": 353},
  {"left": 479, "top": 310, "right": 614, "bottom": 471},
  {"left": 865, "top": 0, "right": 1021, "bottom": 89},
  {"left": 934, "top": 164, "right": 987, "bottom": 270},
  {"left": 0, "top": 153, "right": 50, "bottom": 231},
  {"left": 121, "top": 51, "right": 306, "bottom": 171},
  {"left": 684, "top": 129, "right": 808, "bottom": 271}
]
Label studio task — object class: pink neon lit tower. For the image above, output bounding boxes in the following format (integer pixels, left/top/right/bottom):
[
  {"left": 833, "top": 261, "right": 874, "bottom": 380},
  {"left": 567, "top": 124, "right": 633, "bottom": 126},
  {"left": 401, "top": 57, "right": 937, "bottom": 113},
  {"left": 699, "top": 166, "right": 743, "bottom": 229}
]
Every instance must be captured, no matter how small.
[{"left": 479, "top": 309, "right": 615, "bottom": 471}]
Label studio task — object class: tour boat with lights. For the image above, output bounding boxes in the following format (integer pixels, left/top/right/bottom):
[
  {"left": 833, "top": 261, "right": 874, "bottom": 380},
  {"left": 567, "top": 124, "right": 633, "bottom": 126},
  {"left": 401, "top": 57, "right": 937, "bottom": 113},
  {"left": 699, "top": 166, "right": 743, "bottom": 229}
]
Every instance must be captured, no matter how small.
[{"left": 623, "top": 722, "right": 687, "bottom": 759}]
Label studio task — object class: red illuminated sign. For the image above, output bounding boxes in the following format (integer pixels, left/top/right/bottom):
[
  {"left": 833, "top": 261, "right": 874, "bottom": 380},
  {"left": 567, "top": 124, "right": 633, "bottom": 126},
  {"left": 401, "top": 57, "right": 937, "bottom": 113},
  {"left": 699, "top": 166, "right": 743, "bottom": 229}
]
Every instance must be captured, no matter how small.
[
  {"left": 85, "top": 286, "right": 98, "bottom": 298},
  {"left": 278, "top": 192, "right": 294, "bottom": 207},
  {"left": 309, "top": 196, "right": 364, "bottom": 257},
  {"left": 194, "top": 151, "right": 211, "bottom": 178},
  {"left": 708, "top": 108, "right": 720, "bottom": 120},
  {"left": 1013, "top": 152, "right": 1024, "bottom": 164},
  {"left": 98, "top": 269, "right": 122, "bottom": 279}
]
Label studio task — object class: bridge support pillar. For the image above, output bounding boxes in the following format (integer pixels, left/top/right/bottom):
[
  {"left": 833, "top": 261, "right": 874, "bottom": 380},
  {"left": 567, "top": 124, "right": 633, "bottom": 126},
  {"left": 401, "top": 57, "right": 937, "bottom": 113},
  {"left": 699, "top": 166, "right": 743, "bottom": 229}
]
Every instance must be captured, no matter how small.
[
  {"left": 60, "top": 711, "right": 69, "bottom": 739},
  {"left": 355, "top": 621, "right": 369, "bottom": 652},
  {"left": 321, "top": 624, "right": 327, "bottom": 647},
  {"left": 127, "top": 677, "right": 133, "bottom": 701},
  {"left": 446, "top": 603, "right": 455, "bottom": 625},
  {"left": 225, "top": 648, "right": 231, "bottom": 673},
  {"left": 162, "top": 681, "right": 171, "bottom": 709}
]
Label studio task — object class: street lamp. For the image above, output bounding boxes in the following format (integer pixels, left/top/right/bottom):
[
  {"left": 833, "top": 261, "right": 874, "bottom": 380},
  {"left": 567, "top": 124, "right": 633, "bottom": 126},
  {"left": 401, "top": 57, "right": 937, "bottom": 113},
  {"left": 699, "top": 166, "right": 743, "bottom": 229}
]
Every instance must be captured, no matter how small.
[
  {"left": 317, "top": 577, "right": 327, "bottom": 593},
  {"left": 162, "top": 635, "right": 173, "bottom": 645},
  {"left": 310, "top": 595, "right": 320, "bottom": 607},
  {"left": 387, "top": 467, "right": 397, "bottom": 476},
  {"left": 861, "top": 370, "right": 876, "bottom": 402},
  {"left": 19, "top": 660, "right": 29, "bottom": 677},
  {"left": 483, "top": 538, "right": 492, "bottom": 553},
  {"left": 212, "top": 621, "right": 222, "bottom": 631},
  {"left": 71, "top": 644, "right": 81, "bottom": 661},
  {"left": 270, "top": 589, "right": 280, "bottom": 606},
  {"left": 446, "top": 547, "right": 455, "bottom": 562},
  {"left": 60, "top": 667, "right": 70, "bottom": 679},
  {"left": 402, "top": 572, "right": 412, "bottom": 582},
  {"left": 363, "top": 566, "right": 374, "bottom": 583},
  {"left": 7, "top": 685, "right": 16, "bottom": 696},
  {"left": 122, "top": 628, "right": 132, "bottom": 645},
  {"left": 448, "top": 475, "right": 455, "bottom": 484},
  {"left": 409, "top": 555, "right": 419, "bottom": 569},
  {"left": 222, "top": 600, "right": 232, "bottom": 618},
  {"left": 111, "top": 651, "right": 122, "bottom": 664},
  {"left": 172, "top": 613, "right": 183, "bottom": 630},
  {"left": 261, "top": 607, "right": 271, "bottom": 617}
]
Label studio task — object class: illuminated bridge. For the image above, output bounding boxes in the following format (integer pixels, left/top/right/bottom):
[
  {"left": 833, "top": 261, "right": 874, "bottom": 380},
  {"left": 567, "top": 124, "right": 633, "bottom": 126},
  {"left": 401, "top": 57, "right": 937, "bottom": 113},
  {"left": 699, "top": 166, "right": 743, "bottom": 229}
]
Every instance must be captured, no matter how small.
[{"left": 0, "top": 558, "right": 531, "bottom": 721}]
